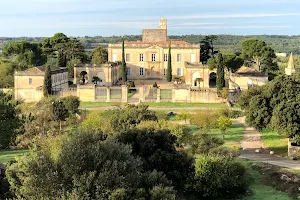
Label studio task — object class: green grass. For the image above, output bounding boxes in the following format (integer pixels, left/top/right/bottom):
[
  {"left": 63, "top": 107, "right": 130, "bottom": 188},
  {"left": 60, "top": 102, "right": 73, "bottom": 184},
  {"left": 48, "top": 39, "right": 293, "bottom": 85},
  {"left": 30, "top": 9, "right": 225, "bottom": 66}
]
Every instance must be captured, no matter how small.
[
  {"left": 237, "top": 159, "right": 293, "bottom": 200},
  {"left": 208, "top": 124, "right": 244, "bottom": 147},
  {"left": 80, "top": 102, "right": 123, "bottom": 108},
  {"left": 261, "top": 130, "right": 288, "bottom": 157},
  {"left": 128, "top": 90, "right": 137, "bottom": 99},
  {"left": 146, "top": 102, "right": 226, "bottom": 108},
  {"left": 0, "top": 149, "right": 29, "bottom": 164},
  {"left": 241, "top": 170, "right": 292, "bottom": 200}
]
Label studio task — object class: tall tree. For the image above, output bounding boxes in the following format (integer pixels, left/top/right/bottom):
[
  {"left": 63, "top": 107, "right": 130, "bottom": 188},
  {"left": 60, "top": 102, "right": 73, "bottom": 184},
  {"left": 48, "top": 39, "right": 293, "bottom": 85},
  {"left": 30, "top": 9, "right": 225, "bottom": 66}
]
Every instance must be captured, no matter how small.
[
  {"left": 0, "top": 93, "right": 22, "bottom": 149},
  {"left": 52, "top": 101, "right": 68, "bottom": 131},
  {"left": 92, "top": 46, "right": 108, "bottom": 65},
  {"left": 242, "top": 38, "right": 278, "bottom": 72},
  {"left": 216, "top": 53, "right": 225, "bottom": 93},
  {"left": 43, "top": 65, "right": 52, "bottom": 96},
  {"left": 57, "top": 49, "right": 67, "bottom": 68},
  {"left": 3, "top": 40, "right": 46, "bottom": 67},
  {"left": 167, "top": 45, "right": 172, "bottom": 82},
  {"left": 121, "top": 40, "right": 127, "bottom": 82}
]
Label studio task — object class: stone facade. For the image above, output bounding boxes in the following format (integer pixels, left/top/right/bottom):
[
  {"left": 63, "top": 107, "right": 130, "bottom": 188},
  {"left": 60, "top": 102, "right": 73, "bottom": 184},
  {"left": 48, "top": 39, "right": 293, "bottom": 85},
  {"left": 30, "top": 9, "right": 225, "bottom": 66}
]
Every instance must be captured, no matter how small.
[
  {"left": 74, "top": 62, "right": 122, "bottom": 86},
  {"left": 108, "top": 18, "right": 205, "bottom": 87},
  {"left": 14, "top": 67, "right": 68, "bottom": 102},
  {"left": 229, "top": 67, "right": 268, "bottom": 90}
]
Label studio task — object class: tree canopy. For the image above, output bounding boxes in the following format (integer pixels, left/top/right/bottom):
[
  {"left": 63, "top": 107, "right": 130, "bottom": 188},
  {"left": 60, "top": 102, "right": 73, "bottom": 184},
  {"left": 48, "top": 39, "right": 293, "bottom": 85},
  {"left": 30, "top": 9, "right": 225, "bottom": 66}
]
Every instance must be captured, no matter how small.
[
  {"left": 91, "top": 46, "right": 108, "bottom": 65},
  {"left": 2, "top": 40, "right": 46, "bottom": 67},
  {"left": 242, "top": 38, "right": 278, "bottom": 72},
  {"left": 238, "top": 74, "right": 300, "bottom": 143},
  {"left": 7, "top": 130, "right": 176, "bottom": 199}
]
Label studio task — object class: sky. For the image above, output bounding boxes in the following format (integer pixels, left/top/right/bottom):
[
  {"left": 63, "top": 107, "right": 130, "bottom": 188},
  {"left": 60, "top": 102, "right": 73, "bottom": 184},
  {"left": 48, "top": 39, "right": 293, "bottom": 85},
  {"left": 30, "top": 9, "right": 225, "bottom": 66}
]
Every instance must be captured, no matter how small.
[{"left": 1, "top": 0, "right": 300, "bottom": 37}]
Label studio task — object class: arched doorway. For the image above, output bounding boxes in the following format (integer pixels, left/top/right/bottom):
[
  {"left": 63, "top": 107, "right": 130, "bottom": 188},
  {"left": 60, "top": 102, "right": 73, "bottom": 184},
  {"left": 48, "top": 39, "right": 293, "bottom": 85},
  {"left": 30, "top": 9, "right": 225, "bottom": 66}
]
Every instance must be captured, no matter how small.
[
  {"left": 79, "top": 71, "right": 88, "bottom": 85},
  {"left": 209, "top": 72, "right": 217, "bottom": 88},
  {"left": 150, "top": 66, "right": 155, "bottom": 77},
  {"left": 97, "top": 72, "right": 105, "bottom": 86},
  {"left": 192, "top": 72, "right": 201, "bottom": 87}
]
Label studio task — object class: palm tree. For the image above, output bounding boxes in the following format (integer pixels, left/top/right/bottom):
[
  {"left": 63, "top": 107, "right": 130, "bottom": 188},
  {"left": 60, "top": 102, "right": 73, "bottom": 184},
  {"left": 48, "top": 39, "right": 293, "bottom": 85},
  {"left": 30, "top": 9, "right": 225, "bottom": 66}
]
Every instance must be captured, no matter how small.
[{"left": 92, "top": 76, "right": 101, "bottom": 85}]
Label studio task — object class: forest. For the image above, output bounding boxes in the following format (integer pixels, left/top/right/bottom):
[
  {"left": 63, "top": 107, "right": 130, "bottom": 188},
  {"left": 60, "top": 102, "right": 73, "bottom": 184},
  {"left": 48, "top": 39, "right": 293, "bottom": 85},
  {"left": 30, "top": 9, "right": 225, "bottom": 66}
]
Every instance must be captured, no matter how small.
[{"left": 1, "top": 35, "right": 300, "bottom": 55}]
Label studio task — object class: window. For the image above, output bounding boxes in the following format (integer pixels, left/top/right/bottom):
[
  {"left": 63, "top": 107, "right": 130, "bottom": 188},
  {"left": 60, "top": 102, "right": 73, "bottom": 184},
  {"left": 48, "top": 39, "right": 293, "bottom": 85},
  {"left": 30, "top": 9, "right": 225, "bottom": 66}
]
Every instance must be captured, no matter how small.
[
  {"left": 177, "top": 54, "right": 182, "bottom": 62},
  {"left": 139, "top": 68, "right": 144, "bottom": 76},
  {"left": 164, "top": 54, "right": 168, "bottom": 62},
  {"left": 152, "top": 54, "right": 156, "bottom": 62},
  {"left": 112, "top": 54, "right": 117, "bottom": 62},
  {"left": 126, "top": 54, "right": 130, "bottom": 62},
  {"left": 177, "top": 68, "right": 183, "bottom": 76},
  {"left": 162, "top": 68, "right": 167, "bottom": 76},
  {"left": 29, "top": 78, "right": 32, "bottom": 85},
  {"left": 139, "top": 54, "right": 144, "bottom": 62},
  {"left": 191, "top": 54, "right": 196, "bottom": 62},
  {"left": 127, "top": 68, "right": 131, "bottom": 76}
]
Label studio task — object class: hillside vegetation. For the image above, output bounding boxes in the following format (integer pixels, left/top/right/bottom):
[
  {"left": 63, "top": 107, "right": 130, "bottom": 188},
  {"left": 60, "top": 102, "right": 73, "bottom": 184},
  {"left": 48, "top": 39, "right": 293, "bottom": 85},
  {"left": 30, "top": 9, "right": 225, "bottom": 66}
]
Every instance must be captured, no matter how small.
[{"left": 1, "top": 35, "right": 300, "bottom": 55}]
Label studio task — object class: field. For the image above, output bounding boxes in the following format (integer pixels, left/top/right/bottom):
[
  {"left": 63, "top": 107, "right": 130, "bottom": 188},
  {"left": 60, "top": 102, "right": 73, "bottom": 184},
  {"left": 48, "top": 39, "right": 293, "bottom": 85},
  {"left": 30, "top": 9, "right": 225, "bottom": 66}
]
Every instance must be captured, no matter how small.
[{"left": 79, "top": 102, "right": 227, "bottom": 109}]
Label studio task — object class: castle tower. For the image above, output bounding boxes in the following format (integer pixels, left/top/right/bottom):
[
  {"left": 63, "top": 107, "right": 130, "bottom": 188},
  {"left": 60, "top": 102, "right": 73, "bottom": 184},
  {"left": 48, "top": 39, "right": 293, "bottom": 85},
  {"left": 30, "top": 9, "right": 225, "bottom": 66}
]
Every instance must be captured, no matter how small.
[
  {"left": 285, "top": 53, "right": 297, "bottom": 75},
  {"left": 158, "top": 18, "right": 167, "bottom": 29}
]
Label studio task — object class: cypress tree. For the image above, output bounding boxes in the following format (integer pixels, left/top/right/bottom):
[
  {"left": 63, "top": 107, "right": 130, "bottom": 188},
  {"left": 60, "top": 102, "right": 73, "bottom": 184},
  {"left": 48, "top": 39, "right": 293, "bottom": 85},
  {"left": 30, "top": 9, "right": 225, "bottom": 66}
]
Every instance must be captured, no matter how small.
[
  {"left": 57, "top": 49, "right": 67, "bottom": 68},
  {"left": 216, "top": 53, "right": 225, "bottom": 93},
  {"left": 43, "top": 65, "right": 52, "bottom": 96},
  {"left": 166, "top": 45, "right": 172, "bottom": 82},
  {"left": 121, "top": 41, "right": 127, "bottom": 83}
]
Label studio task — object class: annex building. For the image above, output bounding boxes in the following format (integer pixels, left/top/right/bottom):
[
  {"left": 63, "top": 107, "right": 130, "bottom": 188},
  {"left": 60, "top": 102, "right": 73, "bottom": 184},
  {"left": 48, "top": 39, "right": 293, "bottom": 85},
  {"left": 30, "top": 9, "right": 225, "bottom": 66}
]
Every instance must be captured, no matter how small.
[{"left": 14, "top": 67, "right": 68, "bottom": 102}]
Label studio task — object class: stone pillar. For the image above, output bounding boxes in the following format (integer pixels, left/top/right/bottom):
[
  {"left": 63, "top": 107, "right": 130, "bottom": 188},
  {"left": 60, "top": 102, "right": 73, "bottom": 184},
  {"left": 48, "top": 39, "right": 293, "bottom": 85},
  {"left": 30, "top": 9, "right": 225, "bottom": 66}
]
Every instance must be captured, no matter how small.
[
  {"left": 186, "top": 89, "right": 191, "bottom": 103},
  {"left": 172, "top": 89, "right": 176, "bottom": 103},
  {"left": 106, "top": 87, "right": 111, "bottom": 102},
  {"left": 73, "top": 65, "right": 77, "bottom": 84},
  {"left": 122, "top": 85, "right": 128, "bottom": 103},
  {"left": 156, "top": 88, "right": 161, "bottom": 102},
  {"left": 139, "top": 86, "right": 145, "bottom": 102},
  {"left": 93, "top": 85, "right": 96, "bottom": 101}
]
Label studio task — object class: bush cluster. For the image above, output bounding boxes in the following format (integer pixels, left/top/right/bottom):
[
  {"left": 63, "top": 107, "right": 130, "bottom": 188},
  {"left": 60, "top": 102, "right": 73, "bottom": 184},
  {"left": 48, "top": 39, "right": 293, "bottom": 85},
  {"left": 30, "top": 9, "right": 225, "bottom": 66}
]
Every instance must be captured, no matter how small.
[{"left": 189, "top": 154, "right": 249, "bottom": 199}]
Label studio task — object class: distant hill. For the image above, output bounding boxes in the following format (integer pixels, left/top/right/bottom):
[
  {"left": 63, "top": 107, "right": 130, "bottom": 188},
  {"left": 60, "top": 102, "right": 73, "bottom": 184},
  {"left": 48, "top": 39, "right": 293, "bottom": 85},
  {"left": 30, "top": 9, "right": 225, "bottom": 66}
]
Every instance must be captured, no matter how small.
[{"left": 1, "top": 35, "right": 300, "bottom": 55}]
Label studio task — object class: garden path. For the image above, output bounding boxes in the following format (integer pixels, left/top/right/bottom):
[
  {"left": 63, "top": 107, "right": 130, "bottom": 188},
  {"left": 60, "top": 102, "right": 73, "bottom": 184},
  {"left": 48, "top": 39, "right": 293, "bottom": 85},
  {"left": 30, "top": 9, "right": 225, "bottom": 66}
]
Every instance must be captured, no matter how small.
[{"left": 237, "top": 117, "right": 300, "bottom": 170}]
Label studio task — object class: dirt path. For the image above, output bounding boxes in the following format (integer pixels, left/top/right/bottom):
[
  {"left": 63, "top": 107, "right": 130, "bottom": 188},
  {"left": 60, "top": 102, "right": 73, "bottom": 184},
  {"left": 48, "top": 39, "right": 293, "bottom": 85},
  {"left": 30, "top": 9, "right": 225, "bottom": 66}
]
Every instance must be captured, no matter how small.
[{"left": 237, "top": 117, "right": 300, "bottom": 170}]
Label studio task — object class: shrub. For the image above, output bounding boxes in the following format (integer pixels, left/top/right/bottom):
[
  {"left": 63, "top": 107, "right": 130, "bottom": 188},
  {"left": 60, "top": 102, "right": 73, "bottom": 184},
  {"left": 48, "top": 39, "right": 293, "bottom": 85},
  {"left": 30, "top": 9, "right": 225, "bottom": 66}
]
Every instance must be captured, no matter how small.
[
  {"left": 117, "top": 128, "right": 194, "bottom": 191},
  {"left": 218, "top": 109, "right": 244, "bottom": 119},
  {"left": 190, "top": 154, "right": 248, "bottom": 199},
  {"left": 190, "top": 111, "right": 219, "bottom": 130},
  {"left": 60, "top": 96, "right": 80, "bottom": 114},
  {"left": 7, "top": 130, "right": 176, "bottom": 199},
  {"left": 191, "top": 132, "right": 224, "bottom": 154},
  {"left": 153, "top": 82, "right": 158, "bottom": 88},
  {"left": 210, "top": 146, "right": 240, "bottom": 157}
]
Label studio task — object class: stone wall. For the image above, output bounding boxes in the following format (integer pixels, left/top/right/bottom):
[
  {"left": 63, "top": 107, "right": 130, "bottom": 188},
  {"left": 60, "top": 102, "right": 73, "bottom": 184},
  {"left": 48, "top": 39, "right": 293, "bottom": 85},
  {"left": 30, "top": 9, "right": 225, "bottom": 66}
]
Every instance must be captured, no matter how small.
[{"left": 142, "top": 29, "right": 167, "bottom": 42}]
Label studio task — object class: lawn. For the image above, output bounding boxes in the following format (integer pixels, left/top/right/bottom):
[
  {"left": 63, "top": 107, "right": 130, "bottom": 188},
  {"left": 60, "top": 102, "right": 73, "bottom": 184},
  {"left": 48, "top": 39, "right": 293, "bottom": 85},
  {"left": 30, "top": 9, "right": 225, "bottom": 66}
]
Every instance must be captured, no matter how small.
[
  {"left": 237, "top": 159, "right": 294, "bottom": 200},
  {"left": 261, "top": 130, "right": 288, "bottom": 157},
  {"left": 79, "top": 102, "right": 227, "bottom": 109},
  {"left": 0, "top": 149, "right": 29, "bottom": 164},
  {"left": 207, "top": 123, "right": 245, "bottom": 147},
  {"left": 80, "top": 102, "right": 123, "bottom": 108},
  {"left": 146, "top": 102, "right": 226, "bottom": 108},
  {"left": 241, "top": 169, "right": 292, "bottom": 200}
]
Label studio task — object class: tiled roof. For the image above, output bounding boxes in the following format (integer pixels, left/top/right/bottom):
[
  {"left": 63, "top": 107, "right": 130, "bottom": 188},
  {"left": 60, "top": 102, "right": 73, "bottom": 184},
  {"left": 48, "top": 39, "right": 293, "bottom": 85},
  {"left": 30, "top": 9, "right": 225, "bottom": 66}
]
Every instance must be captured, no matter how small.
[
  {"left": 235, "top": 66, "right": 266, "bottom": 77},
  {"left": 236, "top": 66, "right": 258, "bottom": 73}
]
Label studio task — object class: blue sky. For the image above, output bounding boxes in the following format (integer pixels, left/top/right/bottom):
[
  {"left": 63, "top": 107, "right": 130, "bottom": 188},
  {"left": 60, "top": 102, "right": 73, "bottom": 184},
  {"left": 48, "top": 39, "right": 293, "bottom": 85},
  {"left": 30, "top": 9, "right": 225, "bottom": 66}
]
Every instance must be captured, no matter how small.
[{"left": 1, "top": 0, "right": 300, "bottom": 37}]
